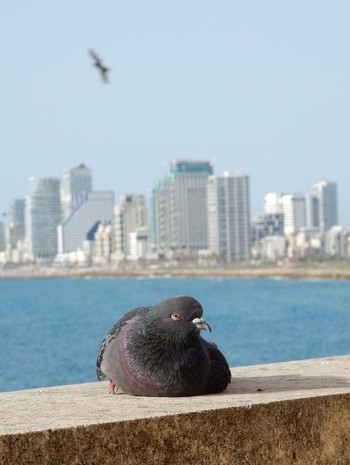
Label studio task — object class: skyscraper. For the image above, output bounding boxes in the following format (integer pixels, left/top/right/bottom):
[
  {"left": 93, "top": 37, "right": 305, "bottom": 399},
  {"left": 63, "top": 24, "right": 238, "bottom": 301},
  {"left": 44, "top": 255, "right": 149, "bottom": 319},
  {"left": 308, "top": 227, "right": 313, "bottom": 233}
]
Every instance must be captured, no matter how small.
[
  {"left": 311, "top": 181, "right": 338, "bottom": 233},
  {"left": 305, "top": 193, "right": 320, "bottom": 230},
  {"left": 281, "top": 194, "right": 307, "bottom": 235},
  {"left": 264, "top": 193, "right": 283, "bottom": 215},
  {"left": 251, "top": 213, "right": 284, "bottom": 243},
  {"left": 26, "top": 177, "right": 61, "bottom": 259},
  {"left": 114, "top": 195, "right": 149, "bottom": 256},
  {"left": 151, "top": 160, "right": 213, "bottom": 255},
  {"left": 9, "top": 198, "right": 26, "bottom": 248},
  {"left": 207, "top": 172, "right": 251, "bottom": 263},
  {"left": 264, "top": 192, "right": 307, "bottom": 235},
  {"left": 61, "top": 164, "right": 92, "bottom": 218},
  {"left": 0, "top": 221, "right": 5, "bottom": 252},
  {"left": 57, "top": 191, "right": 114, "bottom": 254}
]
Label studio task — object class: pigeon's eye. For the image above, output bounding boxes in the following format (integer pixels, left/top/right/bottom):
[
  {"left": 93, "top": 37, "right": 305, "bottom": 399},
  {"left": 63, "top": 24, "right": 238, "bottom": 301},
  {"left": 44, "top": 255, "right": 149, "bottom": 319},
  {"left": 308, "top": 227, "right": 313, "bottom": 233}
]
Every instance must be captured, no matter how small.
[{"left": 171, "top": 312, "right": 181, "bottom": 321}]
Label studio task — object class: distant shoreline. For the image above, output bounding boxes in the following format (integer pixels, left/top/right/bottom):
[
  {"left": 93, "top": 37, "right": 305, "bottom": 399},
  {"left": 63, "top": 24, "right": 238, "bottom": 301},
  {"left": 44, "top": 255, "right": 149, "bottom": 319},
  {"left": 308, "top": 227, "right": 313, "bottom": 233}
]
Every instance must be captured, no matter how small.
[{"left": 1, "top": 264, "right": 350, "bottom": 280}]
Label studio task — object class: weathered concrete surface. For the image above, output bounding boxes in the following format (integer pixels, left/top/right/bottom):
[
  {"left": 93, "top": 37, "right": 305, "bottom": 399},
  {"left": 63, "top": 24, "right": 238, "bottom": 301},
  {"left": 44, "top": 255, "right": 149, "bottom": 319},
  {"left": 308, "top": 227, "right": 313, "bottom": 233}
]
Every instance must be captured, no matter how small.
[{"left": 1, "top": 356, "right": 350, "bottom": 464}]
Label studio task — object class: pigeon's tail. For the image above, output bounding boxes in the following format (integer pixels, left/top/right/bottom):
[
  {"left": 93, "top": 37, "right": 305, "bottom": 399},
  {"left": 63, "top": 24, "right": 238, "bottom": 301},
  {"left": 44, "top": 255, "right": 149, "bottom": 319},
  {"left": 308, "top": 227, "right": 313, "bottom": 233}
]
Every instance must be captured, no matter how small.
[{"left": 96, "top": 366, "right": 106, "bottom": 381}]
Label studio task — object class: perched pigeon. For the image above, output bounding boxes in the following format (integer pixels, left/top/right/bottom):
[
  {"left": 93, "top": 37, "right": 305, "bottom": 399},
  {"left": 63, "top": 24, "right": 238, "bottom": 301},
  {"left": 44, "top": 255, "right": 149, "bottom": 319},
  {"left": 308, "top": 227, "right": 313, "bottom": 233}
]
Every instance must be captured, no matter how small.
[{"left": 96, "top": 296, "right": 231, "bottom": 397}]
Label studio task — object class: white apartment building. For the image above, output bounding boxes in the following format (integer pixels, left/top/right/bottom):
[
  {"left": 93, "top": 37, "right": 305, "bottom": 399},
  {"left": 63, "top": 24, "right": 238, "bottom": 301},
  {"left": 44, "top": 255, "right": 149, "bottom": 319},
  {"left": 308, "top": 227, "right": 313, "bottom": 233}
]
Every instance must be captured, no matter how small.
[
  {"left": 264, "top": 192, "right": 283, "bottom": 215},
  {"left": 287, "top": 228, "right": 323, "bottom": 260},
  {"left": 26, "top": 177, "right": 61, "bottom": 259},
  {"left": 114, "top": 195, "right": 149, "bottom": 256},
  {"left": 94, "top": 222, "right": 114, "bottom": 262},
  {"left": 325, "top": 225, "right": 349, "bottom": 258},
  {"left": 260, "top": 235, "right": 286, "bottom": 262},
  {"left": 264, "top": 192, "right": 307, "bottom": 235},
  {"left": 281, "top": 194, "right": 307, "bottom": 235},
  {"left": 57, "top": 191, "right": 114, "bottom": 254},
  {"left": 207, "top": 172, "right": 251, "bottom": 263},
  {"left": 129, "top": 229, "right": 149, "bottom": 259},
  {"left": 61, "top": 164, "right": 92, "bottom": 218},
  {"left": 151, "top": 160, "right": 213, "bottom": 255}
]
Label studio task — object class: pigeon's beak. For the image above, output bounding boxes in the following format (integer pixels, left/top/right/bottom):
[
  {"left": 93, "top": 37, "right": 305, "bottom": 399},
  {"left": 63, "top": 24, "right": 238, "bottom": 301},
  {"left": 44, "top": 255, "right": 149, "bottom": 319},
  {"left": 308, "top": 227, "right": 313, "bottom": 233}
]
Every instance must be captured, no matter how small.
[{"left": 192, "top": 317, "right": 212, "bottom": 332}]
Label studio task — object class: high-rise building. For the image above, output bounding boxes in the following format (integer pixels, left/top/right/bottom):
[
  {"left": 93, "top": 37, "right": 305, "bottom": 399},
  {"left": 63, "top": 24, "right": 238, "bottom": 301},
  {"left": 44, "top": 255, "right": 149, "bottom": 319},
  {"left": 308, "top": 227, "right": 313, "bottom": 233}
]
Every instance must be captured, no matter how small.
[
  {"left": 311, "top": 181, "right": 338, "bottom": 233},
  {"left": 57, "top": 191, "right": 114, "bottom": 254},
  {"left": 0, "top": 221, "right": 6, "bottom": 252},
  {"left": 26, "top": 177, "right": 61, "bottom": 259},
  {"left": 305, "top": 193, "right": 320, "bottom": 230},
  {"left": 129, "top": 230, "right": 149, "bottom": 259},
  {"left": 251, "top": 213, "right": 284, "bottom": 243},
  {"left": 9, "top": 199, "right": 26, "bottom": 248},
  {"left": 264, "top": 192, "right": 307, "bottom": 235},
  {"left": 61, "top": 164, "right": 92, "bottom": 218},
  {"left": 207, "top": 171, "right": 250, "bottom": 263},
  {"left": 114, "top": 195, "right": 149, "bottom": 256},
  {"left": 151, "top": 160, "right": 213, "bottom": 255},
  {"left": 281, "top": 194, "right": 307, "bottom": 235},
  {"left": 94, "top": 222, "right": 115, "bottom": 262},
  {"left": 264, "top": 193, "right": 283, "bottom": 215}
]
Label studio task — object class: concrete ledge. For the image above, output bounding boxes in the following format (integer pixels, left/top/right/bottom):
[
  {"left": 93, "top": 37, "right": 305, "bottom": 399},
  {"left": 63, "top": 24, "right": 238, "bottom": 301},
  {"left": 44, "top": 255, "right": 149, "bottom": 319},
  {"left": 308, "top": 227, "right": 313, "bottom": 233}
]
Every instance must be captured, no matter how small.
[{"left": 1, "top": 356, "right": 350, "bottom": 464}]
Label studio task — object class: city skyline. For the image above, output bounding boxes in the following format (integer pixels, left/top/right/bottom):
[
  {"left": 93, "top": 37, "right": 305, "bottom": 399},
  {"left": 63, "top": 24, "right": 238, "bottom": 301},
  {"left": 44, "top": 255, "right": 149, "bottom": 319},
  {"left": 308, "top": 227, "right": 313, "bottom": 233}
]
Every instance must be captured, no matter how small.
[
  {"left": 0, "top": 160, "right": 345, "bottom": 264},
  {"left": 1, "top": 2, "right": 350, "bottom": 226},
  {"left": 0, "top": 161, "right": 342, "bottom": 228}
]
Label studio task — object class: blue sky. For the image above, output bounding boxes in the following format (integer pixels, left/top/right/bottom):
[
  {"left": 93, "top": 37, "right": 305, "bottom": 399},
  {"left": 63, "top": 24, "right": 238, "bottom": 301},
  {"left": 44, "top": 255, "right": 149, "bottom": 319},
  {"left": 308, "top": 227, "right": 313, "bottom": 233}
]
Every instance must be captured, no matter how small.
[{"left": 1, "top": 1, "right": 349, "bottom": 225}]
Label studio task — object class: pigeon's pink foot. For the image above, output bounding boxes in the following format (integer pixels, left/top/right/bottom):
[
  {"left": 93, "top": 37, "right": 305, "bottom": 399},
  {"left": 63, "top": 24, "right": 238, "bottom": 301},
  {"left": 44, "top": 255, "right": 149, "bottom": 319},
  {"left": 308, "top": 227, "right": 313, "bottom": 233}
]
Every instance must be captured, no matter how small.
[{"left": 108, "top": 380, "right": 118, "bottom": 394}]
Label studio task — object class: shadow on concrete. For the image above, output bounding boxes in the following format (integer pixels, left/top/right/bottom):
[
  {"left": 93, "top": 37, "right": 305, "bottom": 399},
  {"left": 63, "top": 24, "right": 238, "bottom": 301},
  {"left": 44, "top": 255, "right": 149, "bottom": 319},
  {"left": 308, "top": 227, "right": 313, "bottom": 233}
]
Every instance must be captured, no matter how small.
[{"left": 225, "top": 374, "right": 350, "bottom": 395}]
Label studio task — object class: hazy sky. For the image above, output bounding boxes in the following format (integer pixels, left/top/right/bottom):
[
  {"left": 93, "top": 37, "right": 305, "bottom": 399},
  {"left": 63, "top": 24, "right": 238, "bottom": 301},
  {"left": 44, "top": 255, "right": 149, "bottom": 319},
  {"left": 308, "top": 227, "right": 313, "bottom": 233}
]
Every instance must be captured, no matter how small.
[{"left": 1, "top": 1, "right": 349, "bottom": 225}]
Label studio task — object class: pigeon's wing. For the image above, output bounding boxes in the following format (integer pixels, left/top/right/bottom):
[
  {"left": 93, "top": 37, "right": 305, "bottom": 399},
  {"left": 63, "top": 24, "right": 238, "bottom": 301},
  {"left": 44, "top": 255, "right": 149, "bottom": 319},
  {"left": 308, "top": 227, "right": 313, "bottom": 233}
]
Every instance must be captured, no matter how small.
[
  {"left": 89, "top": 49, "right": 101, "bottom": 62},
  {"left": 202, "top": 339, "right": 231, "bottom": 394},
  {"left": 96, "top": 306, "right": 149, "bottom": 380}
]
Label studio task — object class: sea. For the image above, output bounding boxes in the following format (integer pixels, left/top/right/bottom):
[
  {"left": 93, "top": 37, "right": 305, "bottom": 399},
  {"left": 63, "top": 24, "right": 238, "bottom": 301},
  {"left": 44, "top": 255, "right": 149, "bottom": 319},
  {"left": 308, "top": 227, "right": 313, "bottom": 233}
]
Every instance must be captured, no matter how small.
[{"left": 0, "top": 276, "right": 349, "bottom": 393}]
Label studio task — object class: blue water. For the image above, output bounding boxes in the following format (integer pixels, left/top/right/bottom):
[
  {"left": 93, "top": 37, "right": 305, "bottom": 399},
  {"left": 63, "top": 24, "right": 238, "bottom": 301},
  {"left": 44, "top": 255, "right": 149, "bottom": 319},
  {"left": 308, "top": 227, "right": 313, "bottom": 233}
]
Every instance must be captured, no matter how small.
[{"left": 0, "top": 277, "right": 349, "bottom": 393}]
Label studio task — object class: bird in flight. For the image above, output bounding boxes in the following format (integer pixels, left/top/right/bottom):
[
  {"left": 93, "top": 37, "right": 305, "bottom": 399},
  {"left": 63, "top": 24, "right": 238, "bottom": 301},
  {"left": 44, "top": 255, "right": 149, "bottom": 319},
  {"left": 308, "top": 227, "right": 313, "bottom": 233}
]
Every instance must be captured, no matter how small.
[{"left": 88, "top": 49, "right": 110, "bottom": 83}]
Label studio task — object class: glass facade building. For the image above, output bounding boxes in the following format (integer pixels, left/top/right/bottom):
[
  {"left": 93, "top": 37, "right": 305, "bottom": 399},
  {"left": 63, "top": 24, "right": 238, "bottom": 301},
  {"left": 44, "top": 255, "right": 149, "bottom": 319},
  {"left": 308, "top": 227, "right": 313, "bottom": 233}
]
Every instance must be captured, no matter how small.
[
  {"left": 57, "top": 191, "right": 114, "bottom": 254},
  {"left": 151, "top": 160, "right": 213, "bottom": 255},
  {"left": 26, "top": 177, "right": 61, "bottom": 259},
  {"left": 61, "top": 164, "right": 92, "bottom": 218},
  {"left": 311, "top": 181, "right": 338, "bottom": 233},
  {"left": 207, "top": 172, "right": 251, "bottom": 263}
]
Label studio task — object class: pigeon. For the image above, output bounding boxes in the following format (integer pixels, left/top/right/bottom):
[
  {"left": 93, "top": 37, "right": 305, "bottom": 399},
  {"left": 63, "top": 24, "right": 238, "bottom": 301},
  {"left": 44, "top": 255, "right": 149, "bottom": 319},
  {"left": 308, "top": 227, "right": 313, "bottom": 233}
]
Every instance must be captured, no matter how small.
[
  {"left": 96, "top": 296, "right": 231, "bottom": 397},
  {"left": 88, "top": 49, "right": 110, "bottom": 83}
]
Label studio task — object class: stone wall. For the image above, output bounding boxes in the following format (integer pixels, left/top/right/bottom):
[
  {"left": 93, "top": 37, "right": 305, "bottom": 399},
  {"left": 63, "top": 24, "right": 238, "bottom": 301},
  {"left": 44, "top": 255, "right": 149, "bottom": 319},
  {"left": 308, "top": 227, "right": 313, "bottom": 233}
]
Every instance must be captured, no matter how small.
[{"left": 1, "top": 356, "right": 350, "bottom": 464}]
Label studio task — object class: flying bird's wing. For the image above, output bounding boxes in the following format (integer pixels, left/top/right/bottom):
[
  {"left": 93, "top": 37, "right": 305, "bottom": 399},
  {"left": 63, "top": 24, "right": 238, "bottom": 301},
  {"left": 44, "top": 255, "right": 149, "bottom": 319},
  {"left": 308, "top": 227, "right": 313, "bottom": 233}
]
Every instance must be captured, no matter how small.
[
  {"left": 88, "top": 49, "right": 101, "bottom": 63},
  {"left": 100, "top": 69, "right": 109, "bottom": 83},
  {"left": 88, "top": 49, "right": 110, "bottom": 83}
]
